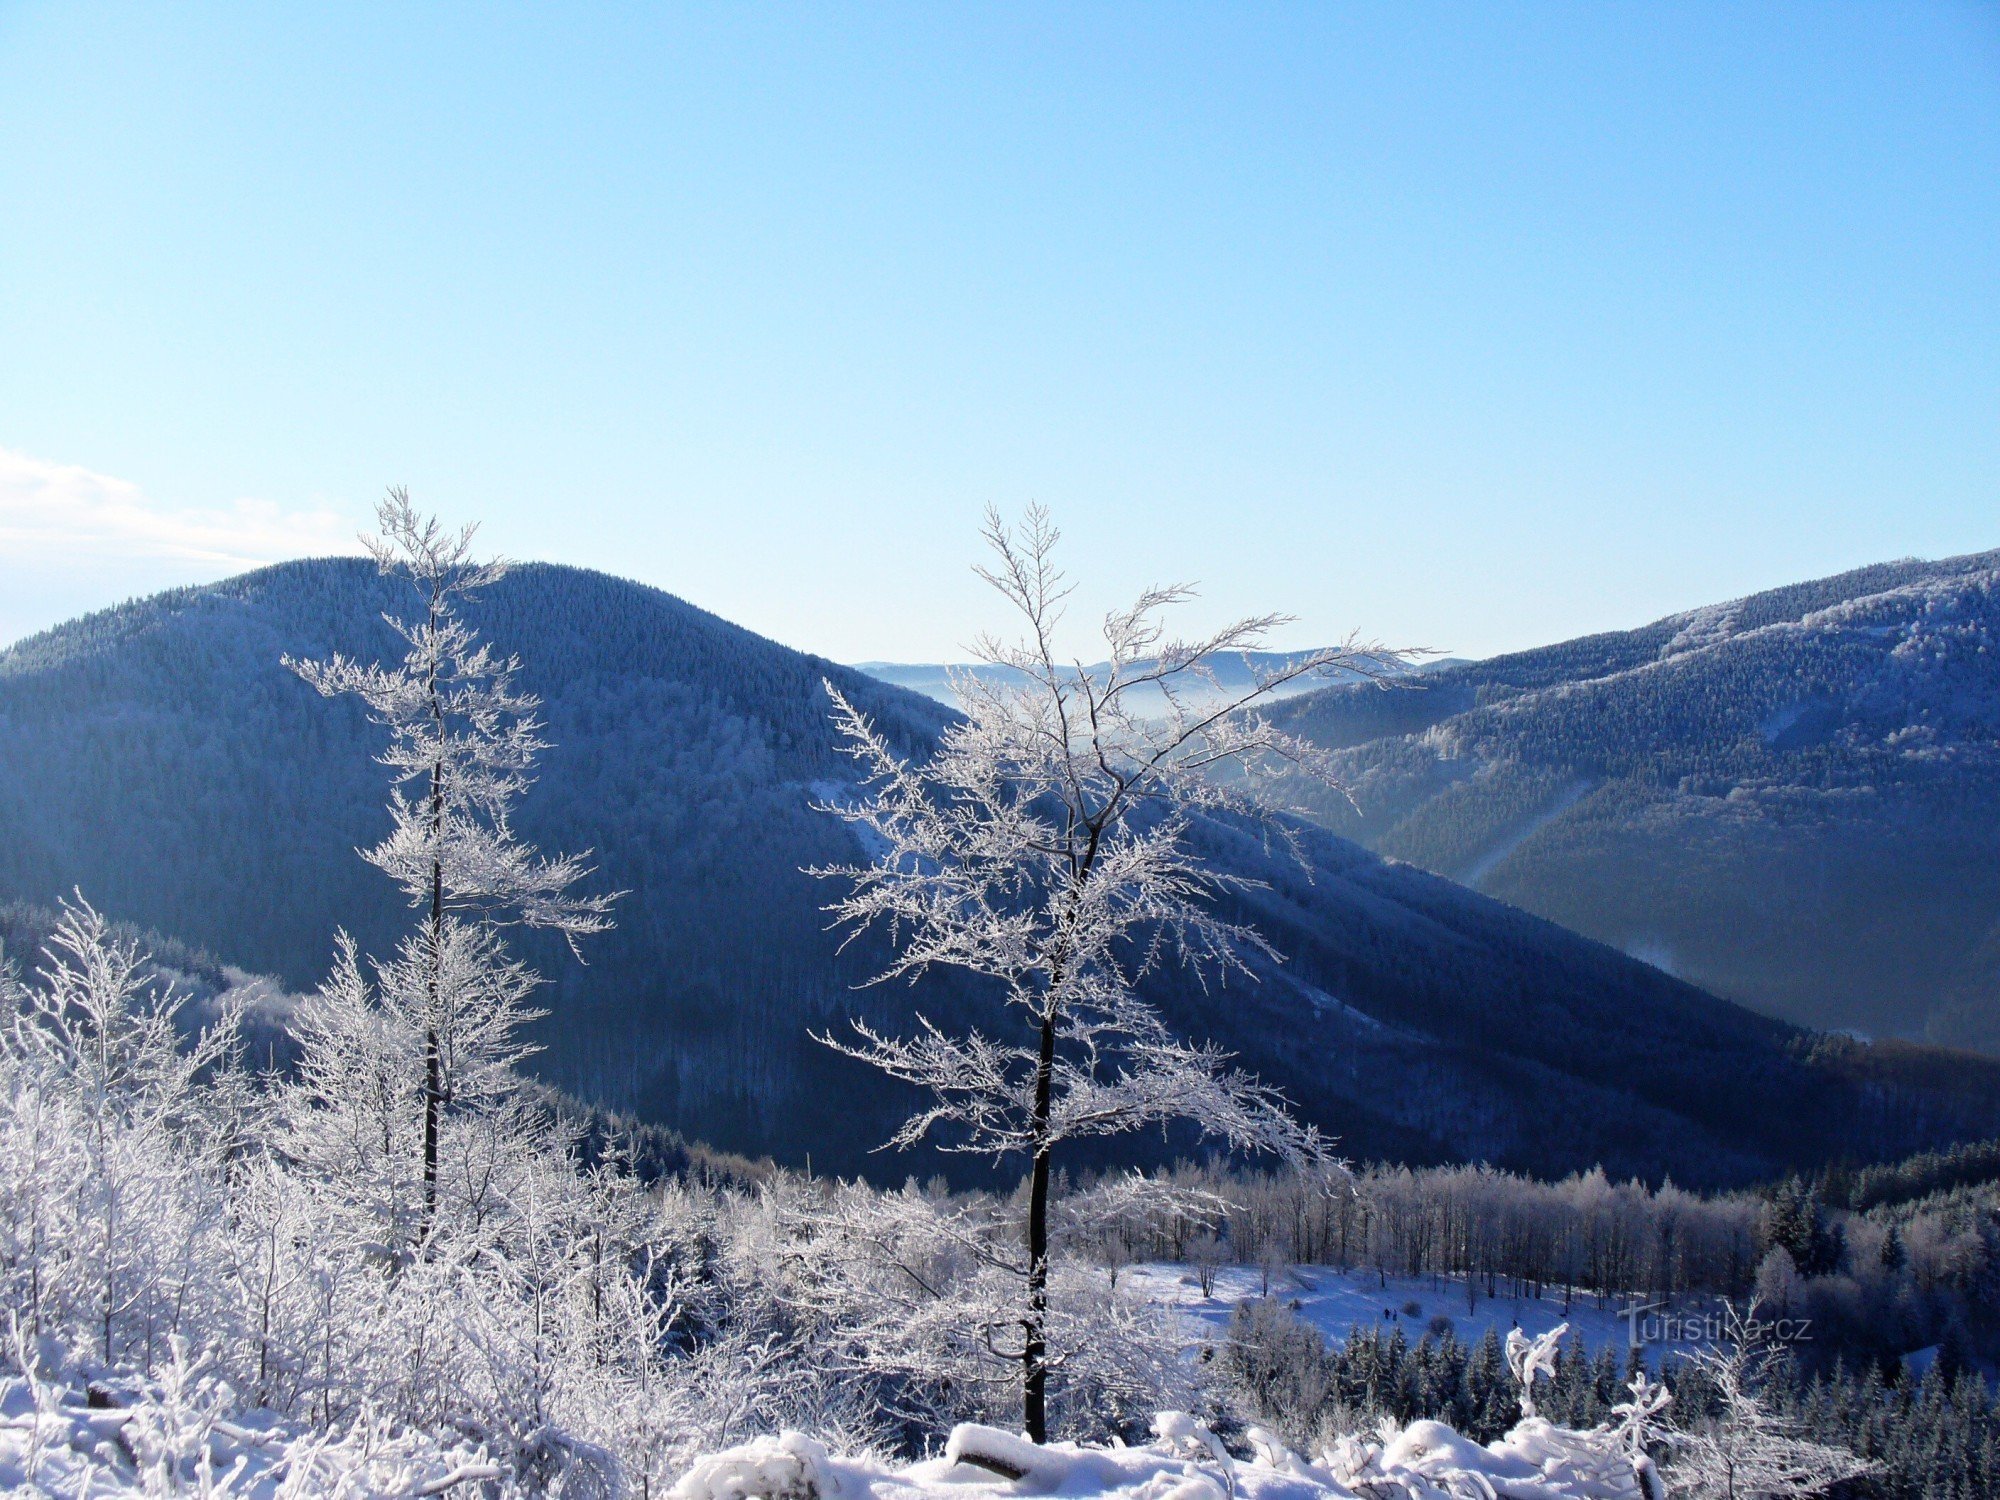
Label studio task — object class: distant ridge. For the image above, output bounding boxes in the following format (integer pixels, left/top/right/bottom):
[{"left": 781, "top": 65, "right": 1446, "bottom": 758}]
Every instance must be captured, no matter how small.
[
  {"left": 2, "top": 556, "right": 1996, "bottom": 1185},
  {"left": 1268, "top": 547, "right": 2000, "bottom": 1051}
]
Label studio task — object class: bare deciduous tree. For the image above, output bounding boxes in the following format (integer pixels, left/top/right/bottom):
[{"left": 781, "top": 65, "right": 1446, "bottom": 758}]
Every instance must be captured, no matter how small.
[
  {"left": 1669, "top": 1302, "right": 1876, "bottom": 1500},
  {"left": 812, "top": 503, "right": 1405, "bottom": 1440}
]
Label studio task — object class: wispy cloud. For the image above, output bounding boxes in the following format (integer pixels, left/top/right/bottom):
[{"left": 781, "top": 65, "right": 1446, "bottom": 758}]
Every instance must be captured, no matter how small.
[{"left": 0, "top": 446, "right": 360, "bottom": 567}]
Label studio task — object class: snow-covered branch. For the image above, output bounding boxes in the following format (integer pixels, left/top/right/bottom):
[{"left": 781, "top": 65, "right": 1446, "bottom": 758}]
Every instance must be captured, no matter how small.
[{"left": 812, "top": 506, "right": 1391, "bottom": 1439}]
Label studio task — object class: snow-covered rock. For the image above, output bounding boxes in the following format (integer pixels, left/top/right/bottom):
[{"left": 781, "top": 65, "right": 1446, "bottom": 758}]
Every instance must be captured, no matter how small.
[
  {"left": 671, "top": 1431, "right": 841, "bottom": 1500},
  {"left": 942, "top": 1425, "right": 1116, "bottom": 1492}
]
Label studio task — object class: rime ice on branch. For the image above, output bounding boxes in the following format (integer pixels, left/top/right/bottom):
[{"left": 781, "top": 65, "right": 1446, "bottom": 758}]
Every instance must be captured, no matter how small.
[
  {"left": 284, "top": 491, "right": 616, "bottom": 1234},
  {"left": 811, "top": 502, "right": 1409, "bottom": 1440}
]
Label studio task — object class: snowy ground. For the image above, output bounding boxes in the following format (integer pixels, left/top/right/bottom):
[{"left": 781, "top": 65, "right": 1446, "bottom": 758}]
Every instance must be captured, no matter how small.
[
  {"left": 1, "top": 1377, "right": 1665, "bottom": 1500},
  {"left": 1121, "top": 1264, "right": 1710, "bottom": 1369},
  {"left": 674, "top": 1409, "right": 1661, "bottom": 1500},
  {"left": 0, "top": 1373, "right": 518, "bottom": 1498},
  {"left": 0, "top": 1308, "right": 1673, "bottom": 1499},
  {"left": 0, "top": 1266, "right": 1691, "bottom": 1496}
]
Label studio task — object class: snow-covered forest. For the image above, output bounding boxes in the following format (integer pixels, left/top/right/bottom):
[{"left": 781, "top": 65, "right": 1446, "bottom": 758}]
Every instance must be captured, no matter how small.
[
  {"left": 9, "top": 891, "right": 1966, "bottom": 1496},
  {"left": 1257, "top": 549, "right": 2000, "bottom": 1053},
  {"left": 1, "top": 500, "right": 1993, "bottom": 1496}
]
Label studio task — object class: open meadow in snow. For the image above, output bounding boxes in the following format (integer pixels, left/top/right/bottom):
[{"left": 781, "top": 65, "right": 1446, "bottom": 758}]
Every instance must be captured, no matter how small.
[{"left": 1122, "top": 1265, "right": 1714, "bottom": 1372}]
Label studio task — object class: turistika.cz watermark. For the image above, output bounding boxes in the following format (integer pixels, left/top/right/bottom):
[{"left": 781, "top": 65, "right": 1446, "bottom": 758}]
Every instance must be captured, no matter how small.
[{"left": 1618, "top": 1301, "right": 1812, "bottom": 1350}]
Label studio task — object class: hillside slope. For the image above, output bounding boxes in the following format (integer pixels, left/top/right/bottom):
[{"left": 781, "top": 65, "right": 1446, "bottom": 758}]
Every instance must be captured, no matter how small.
[
  {"left": 1267, "top": 550, "right": 2000, "bottom": 1050},
  {"left": 2, "top": 558, "right": 1994, "bottom": 1185}
]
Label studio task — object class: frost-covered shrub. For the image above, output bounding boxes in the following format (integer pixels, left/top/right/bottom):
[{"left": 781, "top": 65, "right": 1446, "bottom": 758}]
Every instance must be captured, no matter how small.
[
  {"left": 687, "top": 1176, "right": 1210, "bottom": 1457},
  {"left": 668, "top": 1432, "right": 833, "bottom": 1500}
]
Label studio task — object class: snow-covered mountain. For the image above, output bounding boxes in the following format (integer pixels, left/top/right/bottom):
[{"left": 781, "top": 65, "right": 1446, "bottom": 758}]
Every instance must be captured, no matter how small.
[
  {"left": 1266, "top": 549, "right": 2000, "bottom": 1053},
  {"left": 2, "top": 557, "right": 1995, "bottom": 1185}
]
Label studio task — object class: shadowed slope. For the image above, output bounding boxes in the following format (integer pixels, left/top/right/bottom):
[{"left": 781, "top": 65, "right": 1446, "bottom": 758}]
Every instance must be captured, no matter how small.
[{"left": 1270, "top": 550, "right": 2000, "bottom": 1050}]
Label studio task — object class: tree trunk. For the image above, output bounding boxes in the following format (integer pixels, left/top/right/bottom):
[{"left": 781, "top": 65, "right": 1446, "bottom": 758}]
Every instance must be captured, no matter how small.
[
  {"left": 422, "top": 1024, "right": 440, "bottom": 1227},
  {"left": 1021, "top": 842, "right": 1097, "bottom": 1444},
  {"left": 420, "top": 754, "right": 444, "bottom": 1238},
  {"left": 421, "top": 881, "right": 441, "bottom": 1234},
  {"left": 419, "top": 585, "right": 447, "bottom": 1242},
  {"left": 1023, "top": 1003, "right": 1059, "bottom": 1444}
]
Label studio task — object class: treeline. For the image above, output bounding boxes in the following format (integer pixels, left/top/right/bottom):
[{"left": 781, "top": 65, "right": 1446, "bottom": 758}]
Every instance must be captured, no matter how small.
[
  {"left": 1834, "top": 1137, "right": 2000, "bottom": 1213},
  {"left": 1071, "top": 1155, "right": 2000, "bottom": 1373},
  {"left": 1091, "top": 1162, "right": 1759, "bottom": 1305}
]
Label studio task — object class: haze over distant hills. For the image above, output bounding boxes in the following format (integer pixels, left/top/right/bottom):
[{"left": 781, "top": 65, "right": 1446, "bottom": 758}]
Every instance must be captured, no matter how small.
[
  {"left": 1267, "top": 549, "right": 2000, "bottom": 1053},
  {"left": 2, "top": 557, "right": 1996, "bottom": 1186},
  {"left": 855, "top": 651, "right": 1420, "bottom": 717}
]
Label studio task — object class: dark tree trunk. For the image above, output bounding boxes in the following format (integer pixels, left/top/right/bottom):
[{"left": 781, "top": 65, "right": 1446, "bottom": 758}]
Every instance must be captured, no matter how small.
[
  {"left": 419, "top": 575, "right": 446, "bottom": 1243},
  {"left": 1023, "top": 1002, "right": 1059, "bottom": 1444},
  {"left": 419, "top": 671, "right": 445, "bottom": 1240},
  {"left": 421, "top": 847, "right": 442, "bottom": 1234},
  {"left": 1020, "top": 837, "right": 1098, "bottom": 1443}
]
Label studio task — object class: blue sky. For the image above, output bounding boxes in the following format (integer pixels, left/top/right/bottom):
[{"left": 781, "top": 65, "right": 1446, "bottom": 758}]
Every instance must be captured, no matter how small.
[{"left": 2, "top": 3, "right": 1996, "bottom": 662}]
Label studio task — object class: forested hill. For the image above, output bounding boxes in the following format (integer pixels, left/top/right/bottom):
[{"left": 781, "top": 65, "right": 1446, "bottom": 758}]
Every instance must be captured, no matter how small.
[
  {"left": 3, "top": 557, "right": 1997, "bottom": 1187},
  {"left": 1265, "top": 548, "right": 2000, "bottom": 1051}
]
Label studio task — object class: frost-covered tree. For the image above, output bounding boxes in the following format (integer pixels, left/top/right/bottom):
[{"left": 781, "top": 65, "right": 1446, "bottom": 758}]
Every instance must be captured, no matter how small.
[
  {"left": 0, "top": 898, "right": 241, "bottom": 1369},
  {"left": 286, "top": 492, "right": 615, "bottom": 1233},
  {"left": 274, "top": 933, "right": 424, "bottom": 1254},
  {"left": 812, "top": 504, "right": 1403, "bottom": 1439},
  {"left": 1667, "top": 1302, "right": 1875, "bottom": 1499}
]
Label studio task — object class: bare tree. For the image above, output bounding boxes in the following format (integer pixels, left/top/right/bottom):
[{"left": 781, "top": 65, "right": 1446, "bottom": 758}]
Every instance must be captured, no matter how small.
[
  {"left": 1668, "top": 1301, "right": 1875, "bottom": 1499},
  {"left": 811, "top": 503, "right": 1404, "bottom": 1440},
  {"left": 7, "top": 898, "right": 241, "bottom": 1366},
  {"left": 286, "top": 492, "right": 615, "bottom": 1236}
]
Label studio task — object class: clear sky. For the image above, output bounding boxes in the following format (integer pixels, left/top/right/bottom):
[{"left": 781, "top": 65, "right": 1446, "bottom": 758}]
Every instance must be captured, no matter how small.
[{"left": 2, "top": 3, "right": 1996, "bottom": 663}]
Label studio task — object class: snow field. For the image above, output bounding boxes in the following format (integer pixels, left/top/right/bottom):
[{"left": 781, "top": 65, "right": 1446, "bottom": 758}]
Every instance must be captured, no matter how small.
[{"left": 1119, "top": 1264, "right": 1709, "bottom": 1370}]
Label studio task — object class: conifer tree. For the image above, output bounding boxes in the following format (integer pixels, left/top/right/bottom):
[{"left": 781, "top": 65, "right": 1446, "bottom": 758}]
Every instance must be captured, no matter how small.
[{"left": 286, "top": 493, "right": 615, "bottom": 1236}]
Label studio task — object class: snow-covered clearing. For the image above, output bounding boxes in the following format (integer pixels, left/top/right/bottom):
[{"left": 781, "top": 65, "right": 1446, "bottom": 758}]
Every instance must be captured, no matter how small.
[{"left": 1121, "top": 1264, "right": 1708, "bottom": 1369}]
